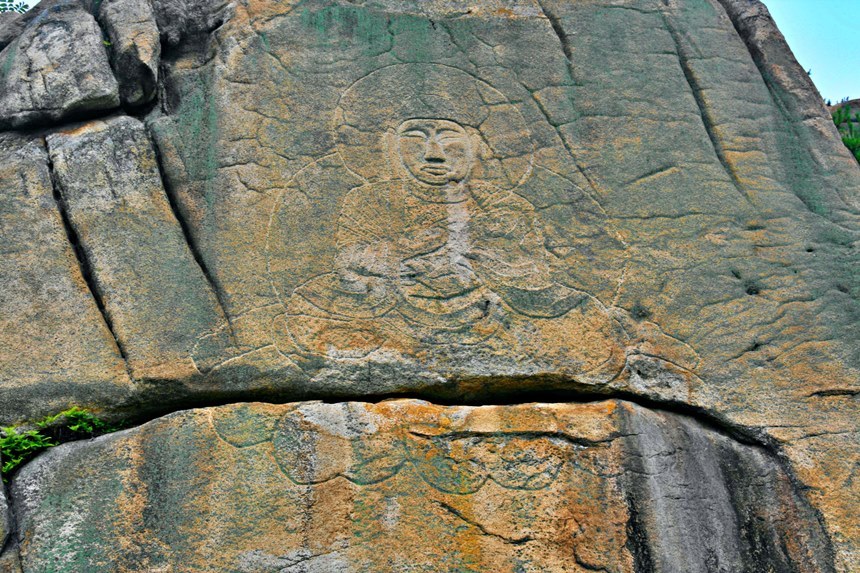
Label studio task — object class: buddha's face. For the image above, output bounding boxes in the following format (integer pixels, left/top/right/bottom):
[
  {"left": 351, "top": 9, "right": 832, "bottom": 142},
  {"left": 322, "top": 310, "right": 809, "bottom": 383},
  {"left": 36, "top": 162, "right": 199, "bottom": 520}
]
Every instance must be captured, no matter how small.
[{"left": 396, "top": 119, "right": 474, "bottom": 186}]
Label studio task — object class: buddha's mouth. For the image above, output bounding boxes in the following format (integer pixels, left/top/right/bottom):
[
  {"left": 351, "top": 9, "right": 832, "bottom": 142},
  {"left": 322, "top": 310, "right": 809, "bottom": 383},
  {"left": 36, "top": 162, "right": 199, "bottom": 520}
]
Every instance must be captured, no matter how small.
[{"left": 420, "top": 165, "right": 451, "bottom": 176}]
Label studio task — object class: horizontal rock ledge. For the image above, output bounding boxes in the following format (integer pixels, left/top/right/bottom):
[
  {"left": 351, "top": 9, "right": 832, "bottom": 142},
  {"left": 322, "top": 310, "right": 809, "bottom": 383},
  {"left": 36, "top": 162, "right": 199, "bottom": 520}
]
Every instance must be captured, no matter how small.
[{"left": 6, "top": 399, "right": 834, "bottom": 573}]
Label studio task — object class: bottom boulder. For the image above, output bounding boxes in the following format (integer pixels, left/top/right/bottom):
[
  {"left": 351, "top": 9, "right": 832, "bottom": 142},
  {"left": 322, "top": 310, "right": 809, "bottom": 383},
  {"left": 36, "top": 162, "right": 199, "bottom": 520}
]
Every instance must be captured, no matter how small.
[{"left": 7, "top": 400, "right": 833, "bottom": 572}]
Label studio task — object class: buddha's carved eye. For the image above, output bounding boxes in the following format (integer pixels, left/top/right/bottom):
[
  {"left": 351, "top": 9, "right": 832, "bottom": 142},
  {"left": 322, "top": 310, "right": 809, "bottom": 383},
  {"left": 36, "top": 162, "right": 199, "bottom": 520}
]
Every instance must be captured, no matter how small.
[{"left": 401, "top": 130, "right": 427, "bottom": 139}]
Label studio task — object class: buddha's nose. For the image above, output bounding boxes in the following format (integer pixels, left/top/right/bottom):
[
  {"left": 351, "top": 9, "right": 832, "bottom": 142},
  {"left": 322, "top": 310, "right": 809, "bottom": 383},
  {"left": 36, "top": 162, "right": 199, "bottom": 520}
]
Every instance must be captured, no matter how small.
[{"left": 424, "top": 139, "right": 446, "bottom": 163}]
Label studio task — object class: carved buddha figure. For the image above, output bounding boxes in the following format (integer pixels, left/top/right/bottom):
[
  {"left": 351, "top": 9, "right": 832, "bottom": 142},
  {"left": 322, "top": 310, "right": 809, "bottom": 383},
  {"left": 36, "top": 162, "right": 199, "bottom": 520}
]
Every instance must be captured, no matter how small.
[
  {"left": 282, "top": 115, "right": 617, "bottom": 366},
  {"left": 268, "top": 64, "right": 629, "bottom": 379}
]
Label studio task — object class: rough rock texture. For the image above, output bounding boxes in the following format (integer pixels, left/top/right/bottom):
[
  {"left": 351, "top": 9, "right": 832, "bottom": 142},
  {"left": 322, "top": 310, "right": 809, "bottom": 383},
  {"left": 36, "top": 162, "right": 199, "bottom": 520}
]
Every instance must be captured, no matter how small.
[
  {"left": 0, "top": 12, "right": 21, "bottom": 50},
  {"left": 0, "top": 0, "right": 857, "bottom": 570},
  {"left": 0, "top": 2, "right": 119, "bottom": 129},
  {"left": 0, "top": 480, "right": 8, "bottom": 554},
  {"left": 11, "top": 401, "right": 834, "bottom": 572},
  {"left": 151, "top": 0, "right": 231, "bottom": 46},
  {"left": 0, "top": 133, "right": 132, "bottom": 420},
  {"left": 0, "top": 459, "right": 17, "bottom": 573},
  {"left": 0, "top": 552, "right": 20, "bottom": 573},
  {"left": 98, "top": 0, "right": 161, "bottom": 107},
  {"left": 46, "top": 116, "right": 225, "bottom": 383}
]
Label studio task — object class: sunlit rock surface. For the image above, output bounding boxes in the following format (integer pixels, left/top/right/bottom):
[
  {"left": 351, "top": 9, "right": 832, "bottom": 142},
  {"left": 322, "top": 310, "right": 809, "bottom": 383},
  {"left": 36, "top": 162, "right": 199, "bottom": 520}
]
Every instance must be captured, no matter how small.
[
  {"left": 11, "top": 401, "right": 834, "bottom": 572},
  {"left": 0, "top": 0, "right": 857, "bottom": 570}
]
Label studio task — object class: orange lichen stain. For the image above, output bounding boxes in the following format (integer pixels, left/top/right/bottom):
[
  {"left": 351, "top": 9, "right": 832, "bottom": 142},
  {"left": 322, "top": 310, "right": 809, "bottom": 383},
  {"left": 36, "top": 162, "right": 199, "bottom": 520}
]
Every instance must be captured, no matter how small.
[
  {"left": 57, "top": 122, "right": 104, "bottom": 137},
  {"left": 110, "top": 436, "right": 170, "bottom": 573},
  {"left": 494, "top": 7, "right": 516, "bottom": 17}
]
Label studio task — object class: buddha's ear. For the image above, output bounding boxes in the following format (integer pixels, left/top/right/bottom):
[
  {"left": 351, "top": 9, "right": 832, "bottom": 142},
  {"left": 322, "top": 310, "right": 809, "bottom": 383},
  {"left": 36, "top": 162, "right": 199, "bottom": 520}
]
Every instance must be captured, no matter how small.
[
  {"left": 467, "top": 127, "right": 486, "bottom": 156},
  {"left": 466, "top": 127, "right": 495, "bottom": 181},
  {"left": 382, "top": 127, "right": 402, "bottom": 181}
]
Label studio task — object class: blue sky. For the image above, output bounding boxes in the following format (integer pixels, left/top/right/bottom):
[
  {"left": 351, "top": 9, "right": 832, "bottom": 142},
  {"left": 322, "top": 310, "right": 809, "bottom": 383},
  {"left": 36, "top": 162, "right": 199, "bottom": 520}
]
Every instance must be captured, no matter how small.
[
  {"left": 763, "top": 0, "right": 860, "bottom": 103},
  {"left": 19, "top": 0, "right": 859, "bottom": 103}
]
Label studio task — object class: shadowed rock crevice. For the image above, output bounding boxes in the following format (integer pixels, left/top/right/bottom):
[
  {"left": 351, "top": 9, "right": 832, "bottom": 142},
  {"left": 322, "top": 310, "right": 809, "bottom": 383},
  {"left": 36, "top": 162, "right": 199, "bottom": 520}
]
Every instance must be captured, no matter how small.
[{"left": 535, "top": 0, "right": 572, "bottom": 62}]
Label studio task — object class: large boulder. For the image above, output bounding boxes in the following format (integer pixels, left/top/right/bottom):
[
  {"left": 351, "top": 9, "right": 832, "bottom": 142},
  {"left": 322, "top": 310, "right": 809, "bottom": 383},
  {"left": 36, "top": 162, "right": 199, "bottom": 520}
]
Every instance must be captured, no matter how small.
[
  {"left": 98, "top": 0, "right": 161, "bottom": 107},
  {"left": 0, "top": 0, "right": 857, "bottom": 570},
  {"left": 0, "top": 1, "right": 119, "bottom": 129},
  {"left": 10, "top": 400, "right": 834, "bottom": 572}
]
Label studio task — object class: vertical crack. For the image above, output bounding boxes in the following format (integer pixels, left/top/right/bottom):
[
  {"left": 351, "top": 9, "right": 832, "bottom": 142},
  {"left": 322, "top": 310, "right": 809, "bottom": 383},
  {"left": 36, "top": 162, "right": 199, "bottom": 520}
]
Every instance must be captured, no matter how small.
[
  {"left": 44, "top": 138, "right": 134, "bottom": 379},
  {"left": 624, "top": 492, "right": 655, "bottom": 572},
  {"left": 145, "top": 127, "right": 233, "bottom": 331},
  {"left": 536, "top": 0, "right": 571, "bottom": 62},
  {"left": 533, "top": 1, "right": 607, "bottom": 203},
  {"left": 661, "top": 7, "right": 752, "bottom": 205}
]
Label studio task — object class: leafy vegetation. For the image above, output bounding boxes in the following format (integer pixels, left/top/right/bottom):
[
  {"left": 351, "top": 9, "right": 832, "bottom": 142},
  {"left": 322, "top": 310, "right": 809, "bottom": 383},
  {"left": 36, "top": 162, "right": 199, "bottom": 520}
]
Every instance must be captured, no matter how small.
[
  {"left": 0, "top": 1, "right": 30, "bottom": 14},
  {"left": 37, "top": 406, "right": 119, "bottom": 436},
  {"left": 1, "top": 407, "right": 121, "bottom": 480},
  {"left": 832, "top": 99, "right": 860, "bottom": 164},
  {"left": 0, "top": 428, "right": 55, "bottom": 476}
]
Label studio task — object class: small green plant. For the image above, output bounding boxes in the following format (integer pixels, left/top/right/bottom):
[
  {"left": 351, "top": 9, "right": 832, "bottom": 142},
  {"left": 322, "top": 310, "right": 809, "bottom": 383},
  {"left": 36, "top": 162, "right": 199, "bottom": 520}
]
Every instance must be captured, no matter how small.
[
  {"left": 832, "top": 99, "right": 860, "bottom": 164},
  {"left": 0, "top": 427, "right": 56, "bottom": 476},
  {"left": 37, "top": 406, "right": 119, "bottom": 436},
  {"left": 0, "top": 1, "right": 30, "bottom": 13},
  {"left": 1, "top": 407, "right": 120, "bottom": 481}
]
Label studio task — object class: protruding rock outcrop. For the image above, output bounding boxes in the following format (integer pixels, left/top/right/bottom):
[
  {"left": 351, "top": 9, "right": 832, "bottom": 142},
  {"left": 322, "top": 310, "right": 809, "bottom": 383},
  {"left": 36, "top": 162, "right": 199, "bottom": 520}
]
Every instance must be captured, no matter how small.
[
  {"left": 0, "top": 2, "right": 119, "bottom": 129},
  {"left": 11, "top": 400, "right": 834, "bottom": 572},
  {"left": 98, "top": 0, "right": 161, "bottom": 107}
]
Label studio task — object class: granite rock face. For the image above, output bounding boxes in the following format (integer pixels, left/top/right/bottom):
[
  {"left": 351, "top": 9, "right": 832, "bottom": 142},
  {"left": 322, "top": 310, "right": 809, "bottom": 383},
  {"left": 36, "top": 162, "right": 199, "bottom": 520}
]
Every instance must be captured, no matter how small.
[
  {"left": 10, "top": 401, "right": 834, "bottom": 572},
  {"left": 0, "top": 0, "right": 857, "bottom": 571},
  {"left": 0, "top": 480, "right": 8, "bottom": 554},
  {"left": 0, "top": 133, "right": 133, "bottom": 421},
  {"left": 46, "top": 116, "right": 225, "bottom": 382}
]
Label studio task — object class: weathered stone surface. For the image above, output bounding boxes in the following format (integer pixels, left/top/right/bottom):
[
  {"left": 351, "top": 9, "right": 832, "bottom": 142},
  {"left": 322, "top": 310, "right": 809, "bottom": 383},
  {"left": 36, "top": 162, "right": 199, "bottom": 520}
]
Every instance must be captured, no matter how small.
[
  {"left": 0, "top": 12, "right": 22, "bottom": 51},
  {"left": 98, "top": 0, "right": 161, "bottom": 107},
  {"left": 0, "top": 457, "right": 17, "bottom": 573},
  {"left": 0, "top": 133, "right": 132, "bottom": 421},
  {"left": 0, "top": 479, "right": 8, "bottom": 553},
  {"left": 0, "top": 2, "right": 119, "bottom": 129},
  {"left": 151, "top": 0, "right": 231, "bottom": 46},
  {"left": 0, "top": 0, "right": 92, "bottom": 51},
  {"left": 0, "top": 552, "right": 20, "bottom": 573},
  {"left": 0, "top": 0, "right": 857, "bottom": 569},
  {"left": 10, "top": 400, "right": 834, "bottom": 572},
  {"left": 47, "top": 116, "right": 225, "bottom": 382},
  {"left": 145, "top": 9, "right": 860, "bottom": 567}
]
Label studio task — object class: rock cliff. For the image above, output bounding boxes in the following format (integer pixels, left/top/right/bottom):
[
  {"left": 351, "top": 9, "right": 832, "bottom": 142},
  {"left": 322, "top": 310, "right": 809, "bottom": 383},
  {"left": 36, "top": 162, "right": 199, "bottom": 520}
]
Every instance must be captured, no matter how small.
[{"left": 0, "top": 0, "right": 857, "bottom": 571}]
